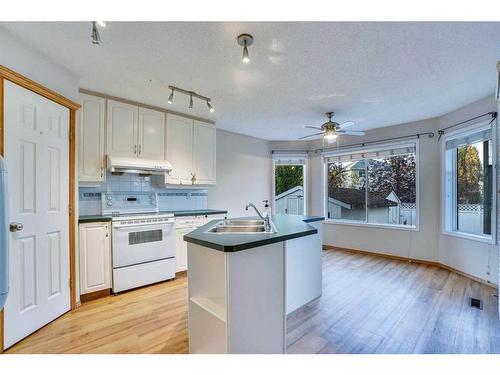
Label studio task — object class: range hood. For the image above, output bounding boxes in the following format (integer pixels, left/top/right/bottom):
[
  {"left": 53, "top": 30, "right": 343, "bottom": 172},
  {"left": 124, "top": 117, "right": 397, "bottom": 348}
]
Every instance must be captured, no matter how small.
[{"left": 107, "top": 155, "right": 172, "bottom": 175}]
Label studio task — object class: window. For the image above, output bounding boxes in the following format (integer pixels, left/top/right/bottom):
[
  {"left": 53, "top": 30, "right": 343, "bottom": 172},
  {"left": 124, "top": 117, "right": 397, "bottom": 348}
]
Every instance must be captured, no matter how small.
[
  {"left": 273, "top": 154, "right": 307, "bottom": 215},
  {"left": 443, "top": 123, "right": 495, "bottom": 242},
  {"left": 324, "top": 142, "right": 417, "bottom": 228}
]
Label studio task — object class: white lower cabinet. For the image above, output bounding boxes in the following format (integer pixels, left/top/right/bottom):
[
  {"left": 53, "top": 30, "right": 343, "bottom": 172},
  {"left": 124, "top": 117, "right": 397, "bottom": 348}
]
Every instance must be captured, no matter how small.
[
  {"left": 175, "top": 227, "right": 191, "bottom": 272},
  {"left": 79, "top": 222, "right": 112, "bottom": 295},
  {"left": 175, "top": 215, "right": 226, "bottom": 273}
]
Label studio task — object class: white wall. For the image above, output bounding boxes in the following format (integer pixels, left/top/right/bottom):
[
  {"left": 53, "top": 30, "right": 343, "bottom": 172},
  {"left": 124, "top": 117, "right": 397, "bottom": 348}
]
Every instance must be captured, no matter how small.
[
  {"left": 208, "top": 129, "right": 272, "bottom": 217},
  {"left": 0, "top": 26, "right": 79, "bottom": 101},
  {"left": 438, "top": 95, "right": 498, "bottom": 284},
  {"left": 273, "top": 119, "right": 441, "bottom": 262},
  {"left": 272, "top": 96, "right": 498, "bottom": 285}
]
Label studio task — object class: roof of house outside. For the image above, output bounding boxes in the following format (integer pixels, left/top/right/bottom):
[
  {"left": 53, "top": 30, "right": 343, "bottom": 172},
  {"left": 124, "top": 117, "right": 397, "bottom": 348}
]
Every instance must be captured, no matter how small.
[
  {"left": 275, "top": 185, "right": 304, "bottom": 200},
  {"left": 329, "top": 187, "right": 399, "bottom": 208}
]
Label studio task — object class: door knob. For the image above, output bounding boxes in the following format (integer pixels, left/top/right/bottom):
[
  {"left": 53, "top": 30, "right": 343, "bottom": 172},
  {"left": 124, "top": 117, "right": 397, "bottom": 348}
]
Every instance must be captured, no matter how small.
[{"left": 10, "top": 222, "right": 24, "bottom": 232}]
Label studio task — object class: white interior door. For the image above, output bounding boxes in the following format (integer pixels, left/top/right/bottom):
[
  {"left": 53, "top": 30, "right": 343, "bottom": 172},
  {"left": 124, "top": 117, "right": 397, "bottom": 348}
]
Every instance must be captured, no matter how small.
[{"left": 3, "top": 80, "right": 70, "bottom": 349}]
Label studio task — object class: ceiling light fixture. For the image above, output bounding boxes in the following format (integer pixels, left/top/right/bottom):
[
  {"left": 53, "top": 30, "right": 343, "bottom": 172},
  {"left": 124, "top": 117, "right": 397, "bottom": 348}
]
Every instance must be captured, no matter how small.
[
  {"left": 167, "top": 89, "right": 174, "bottom": 104},
  {"left": 91, "top": 21, "right": 102, "bottom": 45},
  {"left": 323, "top": 128, "right": 338, "bottom": 143},
  {"left": 237, "top": 34, "right": 254, "bottom": 64},
  {"left": 167, "top": 85, "right": 215, "bottom": 113},
  {"left": 207, "top": 100, "right": 215, "bottom": 113}
]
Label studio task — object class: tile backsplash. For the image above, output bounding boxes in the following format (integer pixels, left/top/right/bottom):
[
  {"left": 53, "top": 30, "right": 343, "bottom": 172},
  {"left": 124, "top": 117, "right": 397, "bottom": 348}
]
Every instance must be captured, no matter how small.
[{"left": 79, "top": 172, "right": 208, "bottom": 216}]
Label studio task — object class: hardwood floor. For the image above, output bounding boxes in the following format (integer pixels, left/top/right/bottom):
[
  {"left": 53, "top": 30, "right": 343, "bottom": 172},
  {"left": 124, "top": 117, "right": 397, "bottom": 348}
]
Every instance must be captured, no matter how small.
[
  {"left": 6, "top": 249, "right": 500, "bottom": 354},
  {"left": 287, "top": 249, "right": 500, "bottom": 354}
]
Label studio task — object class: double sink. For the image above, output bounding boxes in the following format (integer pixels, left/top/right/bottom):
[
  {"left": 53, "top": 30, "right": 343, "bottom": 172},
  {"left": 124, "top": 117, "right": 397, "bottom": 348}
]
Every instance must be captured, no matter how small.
[{"left": 207, "top": 219, "right": 277, "bottom": 234}]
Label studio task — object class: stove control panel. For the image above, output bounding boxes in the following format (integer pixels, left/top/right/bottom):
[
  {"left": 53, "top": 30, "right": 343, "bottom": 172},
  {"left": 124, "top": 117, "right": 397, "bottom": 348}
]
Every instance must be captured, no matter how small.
[{"left": 102, "top": 192, "right": 158, "bottom": 216}]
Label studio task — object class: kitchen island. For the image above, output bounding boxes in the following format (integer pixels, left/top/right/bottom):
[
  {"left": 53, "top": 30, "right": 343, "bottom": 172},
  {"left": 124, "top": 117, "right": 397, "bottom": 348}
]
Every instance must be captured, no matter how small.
[{"left": 184, "top": 214, "right": 324, "bottom": 354}]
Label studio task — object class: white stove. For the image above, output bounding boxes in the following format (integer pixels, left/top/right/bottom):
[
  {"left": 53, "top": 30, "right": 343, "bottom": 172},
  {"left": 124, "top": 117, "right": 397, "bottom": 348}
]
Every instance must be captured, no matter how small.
[{"left": 103, "top": 192, "right": 176, "bottom": 293}]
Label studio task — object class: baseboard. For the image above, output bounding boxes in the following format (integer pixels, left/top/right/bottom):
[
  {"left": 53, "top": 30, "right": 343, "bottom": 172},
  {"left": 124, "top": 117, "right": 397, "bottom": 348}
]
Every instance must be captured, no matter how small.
[
  {"left": 80, "top": 289, "right": 112, "bottom": 303},
  {"left": 323, "top": 245, "right": 498, "bottom": 289}
]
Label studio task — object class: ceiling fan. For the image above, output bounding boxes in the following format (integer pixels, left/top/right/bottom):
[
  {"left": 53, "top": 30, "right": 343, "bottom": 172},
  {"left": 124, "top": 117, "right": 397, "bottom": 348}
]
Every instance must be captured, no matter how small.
[{"left": 298, "top": 112, "right": 365, "bottom": 141}]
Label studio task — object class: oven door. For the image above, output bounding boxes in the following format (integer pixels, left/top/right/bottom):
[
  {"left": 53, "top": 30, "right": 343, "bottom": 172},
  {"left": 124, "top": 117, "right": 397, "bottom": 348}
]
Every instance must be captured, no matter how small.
[{"left": 112, "top": 220, "right": 175, "bottom": 268}]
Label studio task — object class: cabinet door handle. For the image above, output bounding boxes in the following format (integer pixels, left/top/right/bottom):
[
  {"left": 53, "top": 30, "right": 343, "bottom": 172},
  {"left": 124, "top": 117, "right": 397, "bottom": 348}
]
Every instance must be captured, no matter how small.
[
  {"left": 100, "top": 167, "right": 104, "bottom": 178},
  {"left": 134, "top": 145, "right": 137, "bottom": 154},
  {"left": 138, "top": 145, "right": 141, "bottom": 155}
]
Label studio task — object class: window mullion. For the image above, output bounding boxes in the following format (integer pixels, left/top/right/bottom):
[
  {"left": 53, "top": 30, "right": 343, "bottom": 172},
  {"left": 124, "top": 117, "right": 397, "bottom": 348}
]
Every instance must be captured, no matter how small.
[{"left": 365, "top": 159, "right": 368, "bottom": 223}]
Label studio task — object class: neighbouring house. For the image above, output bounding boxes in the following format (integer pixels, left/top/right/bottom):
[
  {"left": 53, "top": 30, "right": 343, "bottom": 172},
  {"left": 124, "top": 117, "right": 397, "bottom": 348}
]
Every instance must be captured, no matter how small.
[
  {"left": 328, "top": 187, "right": 401, "bottom": 224},
  {"left": 274, "top": 185, "right": 305, "bottom": 215}
]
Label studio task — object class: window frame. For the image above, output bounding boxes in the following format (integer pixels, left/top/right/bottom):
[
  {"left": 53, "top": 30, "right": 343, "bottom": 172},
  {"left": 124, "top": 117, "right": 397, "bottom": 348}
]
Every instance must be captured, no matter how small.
[
  {"left": 322, "top": 140, "right": 420, "bottom": 231},
  {"left": 272, "top": 153, "right": 308, "bottom": 215},
  {"left": 441, "top": 120, "right": 497, "bottom": 244}
]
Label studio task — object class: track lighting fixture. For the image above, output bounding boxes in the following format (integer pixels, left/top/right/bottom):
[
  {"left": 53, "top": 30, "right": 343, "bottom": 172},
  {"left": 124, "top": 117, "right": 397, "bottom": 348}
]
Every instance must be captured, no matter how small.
[
  {"left": 237, "top": 34, "right": 254, "bottom": 63},
  {"left": 167, "top": 89, "right": 174, "bottom": 104},
  {"left": 206, "top": 100, "right": 215, "bottom": 113},
  {"left": 167, "top": 86, "right": 215, "bottom": 113},
  {"left": 91, "top": 21, "right": 102, "bottom": 45}
]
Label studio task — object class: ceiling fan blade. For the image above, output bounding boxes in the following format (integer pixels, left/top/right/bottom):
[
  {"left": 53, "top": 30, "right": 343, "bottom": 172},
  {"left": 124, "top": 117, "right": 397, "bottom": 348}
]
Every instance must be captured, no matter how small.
[
  {"left": 338, "top": 121, "right": 355, "bottom": 129},
  {"left": 304, "top": 126, "right": 323, "bottom": 130},
  {"left": 298, "top": 132, "right": 324, "bottom": 140},
  {"left": 336, "top": 130, "right": 366, "bottom": 136}
]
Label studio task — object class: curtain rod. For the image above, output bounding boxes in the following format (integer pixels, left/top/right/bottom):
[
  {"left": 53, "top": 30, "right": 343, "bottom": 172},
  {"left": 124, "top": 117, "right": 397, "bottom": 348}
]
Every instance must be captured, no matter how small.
[
  {"left": 271, "top": 150, "right": 310, "bottom": 155},
  {"left": 313, "top": 131, "right": 435, "bottom": 154},
  {"left": 437, "top": 111, "right": 497, "bottom": 140},
  {"left": 271, "top": 132, "right": 434, "bottom": 155}
]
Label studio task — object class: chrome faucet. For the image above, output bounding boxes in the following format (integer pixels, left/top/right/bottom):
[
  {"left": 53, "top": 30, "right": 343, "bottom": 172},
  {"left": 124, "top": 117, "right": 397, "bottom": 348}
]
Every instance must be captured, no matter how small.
[{"left": 245, "top": 202, "right": 271, "bottom": 231}]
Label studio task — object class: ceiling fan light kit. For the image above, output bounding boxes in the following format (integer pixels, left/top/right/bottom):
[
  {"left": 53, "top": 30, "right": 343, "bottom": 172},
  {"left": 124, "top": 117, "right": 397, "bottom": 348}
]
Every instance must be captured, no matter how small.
[{"left": 299, "top": 111, "right": 365, "bottom": 141}]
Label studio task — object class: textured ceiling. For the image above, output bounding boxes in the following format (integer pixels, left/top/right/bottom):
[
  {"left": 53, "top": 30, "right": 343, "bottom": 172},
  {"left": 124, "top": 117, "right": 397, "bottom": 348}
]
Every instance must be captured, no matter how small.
[{"left": 2, "top": 22, "right": 499, "bottom": 140}]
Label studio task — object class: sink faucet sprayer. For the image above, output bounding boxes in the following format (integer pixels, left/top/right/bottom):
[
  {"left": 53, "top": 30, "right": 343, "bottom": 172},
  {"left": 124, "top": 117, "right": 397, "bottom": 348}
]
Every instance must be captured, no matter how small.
[{"left": 245, "top": 201, "right": 271, "bottom": 231}]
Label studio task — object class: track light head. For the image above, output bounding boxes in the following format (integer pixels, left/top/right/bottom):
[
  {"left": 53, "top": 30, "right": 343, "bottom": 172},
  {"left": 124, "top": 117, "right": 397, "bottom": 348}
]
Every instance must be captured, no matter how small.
[
  {"left": 167, "top": 89, "right": 174, "bottom": 104},
  {"left": 207, "top": 100, "right": 215, "bottom": 113},
  {"left": 91, "top": 22, "right": 101, "bottom": 45},
  {"left": 237, "top": 34, "right": 254, "bottom": 63},
  {"left": 189, "top": 95, "right": 194, "bottom": 109},
  {"left": 96, "top": 21, "right": 106, "bottom": 28}
]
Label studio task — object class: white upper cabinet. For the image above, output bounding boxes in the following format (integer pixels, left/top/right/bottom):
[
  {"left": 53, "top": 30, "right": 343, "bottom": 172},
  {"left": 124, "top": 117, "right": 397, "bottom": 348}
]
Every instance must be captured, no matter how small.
[
  {"left": 138, "top": 107, "right": 165, "bottom": 160},
  {"left": 193, "top": 120, "right": 216, "bottom": 185},
  {"left": 107, "top": 100, "right": 138, "bottom": 158},
  {"left": 78, "top": 94, "right": 106, "bottom": 183},
  {"left": 166, "top": 114, "right": 194, "bottom": 185},
  {"left": 165, "top": 115, "right": 216, "bottom": 186}
]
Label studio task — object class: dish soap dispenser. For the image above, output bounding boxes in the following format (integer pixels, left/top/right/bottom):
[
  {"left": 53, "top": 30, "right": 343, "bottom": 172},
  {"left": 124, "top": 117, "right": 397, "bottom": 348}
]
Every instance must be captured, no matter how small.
[{"left": 262, "top": 200, "right": 271, "bottom": 230}]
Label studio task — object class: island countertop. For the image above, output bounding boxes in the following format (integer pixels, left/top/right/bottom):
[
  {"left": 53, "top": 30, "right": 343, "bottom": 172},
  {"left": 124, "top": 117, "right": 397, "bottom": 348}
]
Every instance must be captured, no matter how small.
[{"left": 183, "top": 214, "right": 325, "bottom": 252}]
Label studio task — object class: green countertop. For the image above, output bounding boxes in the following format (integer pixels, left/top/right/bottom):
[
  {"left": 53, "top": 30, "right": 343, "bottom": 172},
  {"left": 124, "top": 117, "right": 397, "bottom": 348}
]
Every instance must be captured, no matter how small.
[
  {"left": 78, "top": 209, "right": 228, "bottom": 223},
  {"left": 183, "top": 214, "right": 325, "bottom": 252}
]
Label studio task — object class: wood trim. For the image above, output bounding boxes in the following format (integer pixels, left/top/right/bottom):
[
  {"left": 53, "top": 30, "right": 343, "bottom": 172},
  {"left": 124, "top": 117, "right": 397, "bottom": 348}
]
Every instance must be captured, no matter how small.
[
  {"left": 79, "top": 88, "right": 216, "bottom": 125},
  {"left": 0, "top": 65, "right": 80, "bottom": 111},
  {"left": 0, "top": 70, "right": 78, "bottom": 353},
  {"left": 0, "top": 76, "right": 4, "bottom": 353},
  {"left": 323, "top": 245, "right": 499, "bottom": 289},
  {"left": 0, "top": 77, "right": 3, "bottom": 156},
  {"left": 80, "top": 289, "right": 111, "bottom": 303},
  {"left": 69, "top": 109, "right": 76, "bottom": 310}
]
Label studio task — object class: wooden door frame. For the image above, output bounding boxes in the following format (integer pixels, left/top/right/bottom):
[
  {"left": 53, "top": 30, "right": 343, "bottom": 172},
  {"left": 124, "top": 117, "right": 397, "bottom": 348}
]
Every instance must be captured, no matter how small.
[{"left": 0, "top": 65, "right": 80, "bottom": 353}]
